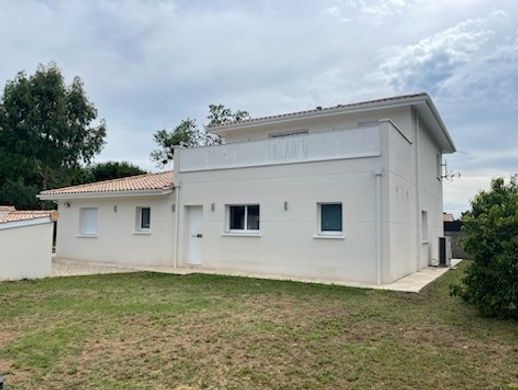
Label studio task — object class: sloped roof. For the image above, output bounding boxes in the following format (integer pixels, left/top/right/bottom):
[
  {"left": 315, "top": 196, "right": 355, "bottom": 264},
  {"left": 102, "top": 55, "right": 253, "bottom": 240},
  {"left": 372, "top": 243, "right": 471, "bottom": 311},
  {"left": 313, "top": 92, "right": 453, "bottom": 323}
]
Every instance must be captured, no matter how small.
[
  {"left": 207, "top": 93, "right": 428, "bottom": 130},
  {"left": 0, "top": 210, "right": 57, "bottom": 225},
  {"left": 38, "top": 171, "right": 174, "bottom": 199},
  {"left": 207, "top": 92, "right": 455, "bottom": 153}
]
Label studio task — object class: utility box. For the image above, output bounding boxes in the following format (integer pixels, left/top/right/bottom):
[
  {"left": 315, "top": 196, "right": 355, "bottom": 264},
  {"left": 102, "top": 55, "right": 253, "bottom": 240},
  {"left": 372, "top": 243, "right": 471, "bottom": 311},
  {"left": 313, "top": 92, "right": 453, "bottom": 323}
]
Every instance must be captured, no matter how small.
[{"left": 439, "top": 236, "right": 452, "bottom": 267}]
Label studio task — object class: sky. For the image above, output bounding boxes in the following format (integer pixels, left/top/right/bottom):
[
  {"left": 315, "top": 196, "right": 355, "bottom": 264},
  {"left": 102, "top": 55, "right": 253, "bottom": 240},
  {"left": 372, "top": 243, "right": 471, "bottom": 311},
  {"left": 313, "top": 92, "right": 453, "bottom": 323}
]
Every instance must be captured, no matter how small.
[{"left": 0, "top": 0, "right": 517, "bottom": 216}]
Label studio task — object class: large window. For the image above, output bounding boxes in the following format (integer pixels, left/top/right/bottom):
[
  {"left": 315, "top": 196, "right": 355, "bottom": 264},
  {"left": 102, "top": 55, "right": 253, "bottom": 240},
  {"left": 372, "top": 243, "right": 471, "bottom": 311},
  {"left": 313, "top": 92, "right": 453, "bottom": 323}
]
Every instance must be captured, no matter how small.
[
  {"left": 136, "top": 207, "right": 151, "bottom": 232},
  {"left": 79, "top": 208, "right": 98, "bottom": 236},
  {"left": 228, "top": 204, "right": 260, "bottom": 232},
  {"left": 319, "top": 203, "right": 343, "bottom": 234}
]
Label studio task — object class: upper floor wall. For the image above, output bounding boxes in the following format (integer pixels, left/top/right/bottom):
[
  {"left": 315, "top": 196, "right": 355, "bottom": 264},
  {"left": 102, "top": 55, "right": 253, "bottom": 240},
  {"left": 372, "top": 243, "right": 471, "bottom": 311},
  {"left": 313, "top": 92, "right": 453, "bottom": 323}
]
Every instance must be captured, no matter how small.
[
  {"left": 177, "top": 124, "right": 382, "bottom": 173},
  {"left": 217, "top": 107, "right": 414, "bottom": 144}
]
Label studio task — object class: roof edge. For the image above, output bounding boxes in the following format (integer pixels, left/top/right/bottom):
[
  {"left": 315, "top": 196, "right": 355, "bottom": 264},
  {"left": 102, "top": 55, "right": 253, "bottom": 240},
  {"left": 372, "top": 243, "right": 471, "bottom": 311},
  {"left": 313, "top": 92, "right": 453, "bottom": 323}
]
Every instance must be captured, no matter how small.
[
  {"left": 38, "top": 188, "right": 174, "bottom": 200},
  {"left": 208, "top": 93, "right": 429, "bottom": 133}
]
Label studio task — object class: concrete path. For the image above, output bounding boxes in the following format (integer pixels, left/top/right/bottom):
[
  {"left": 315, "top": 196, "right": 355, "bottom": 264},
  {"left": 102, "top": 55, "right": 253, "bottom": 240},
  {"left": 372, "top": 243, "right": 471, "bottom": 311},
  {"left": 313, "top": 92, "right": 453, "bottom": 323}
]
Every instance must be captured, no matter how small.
[
  {"left": 52, "top": 257, "right": 137, "bottom": 277},
  {"left": 52, "top": 257, "right": 462, "bottom": 293}
]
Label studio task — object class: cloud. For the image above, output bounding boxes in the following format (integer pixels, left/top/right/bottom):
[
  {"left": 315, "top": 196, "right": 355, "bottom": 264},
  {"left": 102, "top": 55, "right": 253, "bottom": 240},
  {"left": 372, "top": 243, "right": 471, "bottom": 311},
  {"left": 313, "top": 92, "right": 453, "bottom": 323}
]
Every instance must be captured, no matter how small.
[
  {"left": 323, "top": 0, "right": 413, "bottom": 25},
  {"left": 377, "top": 12, "right": 500, "bottom": 93}
]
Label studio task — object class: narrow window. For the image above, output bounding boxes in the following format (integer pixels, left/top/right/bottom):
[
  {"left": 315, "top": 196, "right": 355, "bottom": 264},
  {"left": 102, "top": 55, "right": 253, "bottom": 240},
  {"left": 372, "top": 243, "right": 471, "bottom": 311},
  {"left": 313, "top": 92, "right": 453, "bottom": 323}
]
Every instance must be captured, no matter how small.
[
  {"left": 320, "top": 203, "right": 343, "bottom": 233},
  {"left": 228, "top": 205, "right": 260, "bottom": 232},
  {"left": 79, "top": 208, "right": 98, "bottom": 236},
  {"left": 421, "top": 210, "right": 428, "bottom": 242},
  {"left": 136, "top": 207, "right": 151, "bottom": 232}
]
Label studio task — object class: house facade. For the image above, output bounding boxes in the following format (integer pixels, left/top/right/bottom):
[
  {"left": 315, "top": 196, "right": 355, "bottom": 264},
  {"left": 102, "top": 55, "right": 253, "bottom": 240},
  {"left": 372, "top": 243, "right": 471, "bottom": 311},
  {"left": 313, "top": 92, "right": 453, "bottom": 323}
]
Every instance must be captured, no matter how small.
[{"left": 39, "top": 93, "right": 455, "bottom": 285}]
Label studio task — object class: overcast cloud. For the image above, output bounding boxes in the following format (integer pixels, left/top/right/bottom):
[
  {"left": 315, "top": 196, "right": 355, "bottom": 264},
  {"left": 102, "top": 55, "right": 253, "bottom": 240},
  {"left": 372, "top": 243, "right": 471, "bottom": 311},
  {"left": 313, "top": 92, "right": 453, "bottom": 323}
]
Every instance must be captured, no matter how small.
[{"left": 1, "top": 0, "right": 517, "bottom": 215}]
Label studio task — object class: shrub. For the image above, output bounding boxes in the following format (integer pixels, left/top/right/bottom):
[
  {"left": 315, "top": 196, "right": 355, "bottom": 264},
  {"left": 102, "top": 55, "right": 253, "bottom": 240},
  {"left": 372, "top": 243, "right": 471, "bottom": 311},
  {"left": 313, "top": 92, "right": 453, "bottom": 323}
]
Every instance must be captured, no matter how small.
[{"left": 450, "top": 177, "right": 518, "bottom": 319}]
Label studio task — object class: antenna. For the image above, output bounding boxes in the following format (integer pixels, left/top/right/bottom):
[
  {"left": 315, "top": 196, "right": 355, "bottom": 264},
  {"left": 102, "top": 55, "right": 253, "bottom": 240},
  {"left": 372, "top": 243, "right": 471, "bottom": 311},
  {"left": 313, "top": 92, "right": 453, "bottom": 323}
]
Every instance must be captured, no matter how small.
[{"left": 441, "top": 159, "right": 461, "bottom": 181}]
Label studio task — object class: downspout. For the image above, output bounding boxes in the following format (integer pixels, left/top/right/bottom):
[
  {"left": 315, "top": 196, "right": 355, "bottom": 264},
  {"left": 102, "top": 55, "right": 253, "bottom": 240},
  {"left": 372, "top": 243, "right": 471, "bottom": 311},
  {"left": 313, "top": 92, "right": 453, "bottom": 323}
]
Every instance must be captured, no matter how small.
[
  {"left": 415, "top": 111, "right": 421, "bottom": 271},
  {"left": 374, "top": 168, "right": 383, "bottom": 285},
  {"left": 173, "top": 146, "right": 182, "bottom": 270},
  {"left": 173, "top": 184, "right": 181, "bottom": 270}
]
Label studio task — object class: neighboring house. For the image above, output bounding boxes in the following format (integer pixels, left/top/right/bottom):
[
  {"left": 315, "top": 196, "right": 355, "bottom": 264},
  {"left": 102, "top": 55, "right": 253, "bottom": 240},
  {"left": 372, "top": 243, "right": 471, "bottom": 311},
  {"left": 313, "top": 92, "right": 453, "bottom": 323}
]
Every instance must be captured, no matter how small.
[
  {"left": 0, "top": 208, "right": 58, "bottom": 281},
  {"left": 39, "top": 93, "right": 456, "bottom": 285}
]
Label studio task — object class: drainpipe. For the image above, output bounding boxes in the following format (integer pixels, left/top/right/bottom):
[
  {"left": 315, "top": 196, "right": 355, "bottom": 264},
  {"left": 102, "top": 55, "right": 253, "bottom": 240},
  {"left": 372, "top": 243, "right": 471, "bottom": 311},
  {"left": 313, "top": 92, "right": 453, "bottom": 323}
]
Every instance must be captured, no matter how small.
[
  {"left": 173, "top": 184, "right": 181, "bottom": 270},
  {"left": 374, "top": 168, "right": 383, "bottom": 285},
  {"left": 415, "top": 111, "right": 421, "bottom": 271}
]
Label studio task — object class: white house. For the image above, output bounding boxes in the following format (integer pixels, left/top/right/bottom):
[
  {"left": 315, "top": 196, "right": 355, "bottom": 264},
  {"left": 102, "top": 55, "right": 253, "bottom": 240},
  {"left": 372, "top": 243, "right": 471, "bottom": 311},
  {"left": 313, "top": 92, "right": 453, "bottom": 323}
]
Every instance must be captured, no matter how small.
[
  {"left": 0, "top": 208, "right": 57, "bottom": 281},
  {"left": 39, "top": 93, "right": 456, "bottom": 285}
]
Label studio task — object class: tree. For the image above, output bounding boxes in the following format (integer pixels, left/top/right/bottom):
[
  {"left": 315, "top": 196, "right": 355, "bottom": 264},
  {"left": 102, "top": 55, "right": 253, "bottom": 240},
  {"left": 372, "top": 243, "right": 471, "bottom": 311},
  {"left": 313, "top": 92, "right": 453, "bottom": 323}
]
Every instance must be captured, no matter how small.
[
  {"left": 89, "top": 161, "right": 146, "bottom": 182},
  {"left": 451, "top": 178, "right": 518, "bottom": 318},
  {"left": 0, "top": 63, "right": 106, "bottom": 208},
  {"left": 151, "top": 104, "right": 250, "bottom": 167}
]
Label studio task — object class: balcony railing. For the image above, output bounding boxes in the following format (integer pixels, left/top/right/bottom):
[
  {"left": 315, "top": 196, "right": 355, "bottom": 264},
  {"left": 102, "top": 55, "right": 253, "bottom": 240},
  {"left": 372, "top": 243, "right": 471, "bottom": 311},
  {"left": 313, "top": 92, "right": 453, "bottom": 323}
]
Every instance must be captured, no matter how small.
[{"left": 177, "top": 125, "right": 381, "bottom": 172}]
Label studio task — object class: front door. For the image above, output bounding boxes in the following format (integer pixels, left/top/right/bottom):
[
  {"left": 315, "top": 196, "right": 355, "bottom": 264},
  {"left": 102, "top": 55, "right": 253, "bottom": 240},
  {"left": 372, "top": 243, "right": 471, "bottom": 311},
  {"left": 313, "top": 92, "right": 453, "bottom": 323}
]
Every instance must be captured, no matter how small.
[{"left": 187, "top": 206, "right": 203, "bottom": 265}]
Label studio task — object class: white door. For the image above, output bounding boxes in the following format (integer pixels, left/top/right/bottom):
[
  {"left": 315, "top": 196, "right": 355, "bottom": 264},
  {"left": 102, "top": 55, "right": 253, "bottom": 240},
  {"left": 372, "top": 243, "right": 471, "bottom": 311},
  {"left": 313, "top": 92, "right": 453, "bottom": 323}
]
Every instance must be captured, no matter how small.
[{"left": 187, "top": 206, "right": 203, "bottom": 265}]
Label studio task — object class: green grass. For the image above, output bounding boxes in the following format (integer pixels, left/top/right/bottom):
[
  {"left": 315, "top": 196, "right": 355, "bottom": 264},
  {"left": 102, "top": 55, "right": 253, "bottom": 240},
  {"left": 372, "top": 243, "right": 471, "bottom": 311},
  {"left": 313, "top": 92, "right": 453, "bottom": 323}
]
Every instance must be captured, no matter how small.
[{"left": 0, "top": 261, "right": 517, "bottom": 389}]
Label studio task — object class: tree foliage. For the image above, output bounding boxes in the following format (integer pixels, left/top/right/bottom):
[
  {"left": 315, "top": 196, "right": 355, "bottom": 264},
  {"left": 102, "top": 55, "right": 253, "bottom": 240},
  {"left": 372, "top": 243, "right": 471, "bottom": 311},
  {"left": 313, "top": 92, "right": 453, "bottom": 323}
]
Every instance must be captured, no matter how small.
[
  {"left": 451, "top": 178, "right": 518, "bottom": 318},
  {"left": 0, "top": 63, "right": 106, "bottom": 208},
  {"left": 151, "top": 104, "right": 250, "bottom": 167},
  {"left": 65, "top": 161, "right": 146, "bottom": 186}
]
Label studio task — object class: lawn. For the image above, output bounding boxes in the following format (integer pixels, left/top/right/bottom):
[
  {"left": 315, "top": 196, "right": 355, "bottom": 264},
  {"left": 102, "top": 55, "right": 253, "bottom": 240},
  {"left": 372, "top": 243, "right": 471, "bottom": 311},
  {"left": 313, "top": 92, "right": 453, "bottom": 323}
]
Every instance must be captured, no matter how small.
[{"left": 0, "top": 262, "right": 517, "bottom": 389}]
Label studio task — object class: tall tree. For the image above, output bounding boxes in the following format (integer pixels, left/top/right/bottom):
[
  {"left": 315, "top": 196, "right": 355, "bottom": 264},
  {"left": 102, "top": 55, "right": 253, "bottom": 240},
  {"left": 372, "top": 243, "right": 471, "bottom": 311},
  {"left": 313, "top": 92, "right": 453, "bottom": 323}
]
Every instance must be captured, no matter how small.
[
  {"left": 0, "top": 63, "right": 106, "bottom": 208},
  {"left": 151, "top": 104, "right": 249, "bottom": 167}
]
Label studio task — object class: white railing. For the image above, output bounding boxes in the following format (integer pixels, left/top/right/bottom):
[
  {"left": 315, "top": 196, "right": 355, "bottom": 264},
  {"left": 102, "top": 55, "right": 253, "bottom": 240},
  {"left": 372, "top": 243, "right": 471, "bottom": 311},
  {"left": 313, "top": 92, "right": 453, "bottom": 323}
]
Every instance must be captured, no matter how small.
[{"left": 178, "top": 125, "right": 380, "bottom": 172}]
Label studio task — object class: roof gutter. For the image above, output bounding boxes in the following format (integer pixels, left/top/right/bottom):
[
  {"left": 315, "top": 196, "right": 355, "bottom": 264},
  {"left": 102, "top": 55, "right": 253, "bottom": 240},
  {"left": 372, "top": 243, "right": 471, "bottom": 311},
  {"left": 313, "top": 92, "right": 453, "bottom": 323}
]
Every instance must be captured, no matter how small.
[{"left": 37, "top": 188, "right": 174, "bottom": 201}]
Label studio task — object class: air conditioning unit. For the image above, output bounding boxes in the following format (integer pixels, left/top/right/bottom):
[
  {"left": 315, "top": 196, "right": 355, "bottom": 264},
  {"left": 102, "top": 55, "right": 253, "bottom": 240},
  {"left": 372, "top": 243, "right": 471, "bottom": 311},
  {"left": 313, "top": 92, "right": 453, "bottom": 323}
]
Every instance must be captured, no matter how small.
[{"left": 439, "top": 236, "right": 452, "bottom": 267}]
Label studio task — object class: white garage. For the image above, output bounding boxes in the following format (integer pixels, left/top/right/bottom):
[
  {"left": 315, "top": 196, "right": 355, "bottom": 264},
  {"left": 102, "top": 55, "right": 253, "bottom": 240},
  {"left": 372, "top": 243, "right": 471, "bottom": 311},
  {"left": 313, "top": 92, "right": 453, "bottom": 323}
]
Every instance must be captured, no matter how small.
[{"left": 0, "top": 207, "right": 57, "bottom": 281}]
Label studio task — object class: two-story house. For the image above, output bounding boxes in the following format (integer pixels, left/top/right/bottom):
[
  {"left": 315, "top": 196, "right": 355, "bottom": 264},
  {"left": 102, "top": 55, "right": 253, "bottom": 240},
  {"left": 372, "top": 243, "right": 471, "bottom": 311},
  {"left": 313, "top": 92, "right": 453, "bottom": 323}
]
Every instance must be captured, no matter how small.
[{"left": 39, "top": 92, "right": 455, "bottom": 285}]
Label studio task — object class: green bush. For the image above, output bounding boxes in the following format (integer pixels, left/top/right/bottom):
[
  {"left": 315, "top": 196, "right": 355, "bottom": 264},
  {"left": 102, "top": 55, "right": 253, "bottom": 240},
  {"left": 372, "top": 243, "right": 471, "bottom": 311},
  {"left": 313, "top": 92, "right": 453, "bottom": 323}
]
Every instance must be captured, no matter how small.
[{"left": 451, "top": 178, "right": 518, "bottom": 319}]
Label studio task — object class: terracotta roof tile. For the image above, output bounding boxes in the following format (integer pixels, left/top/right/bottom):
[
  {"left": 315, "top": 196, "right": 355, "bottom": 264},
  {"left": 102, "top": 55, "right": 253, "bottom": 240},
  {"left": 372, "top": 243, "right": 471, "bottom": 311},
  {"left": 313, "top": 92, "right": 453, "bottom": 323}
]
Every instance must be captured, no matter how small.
[
  {"left": 39, "top": 171, "right": 174, "bottom": 197},
  {"left": 0, "top": 205, "right": 16, "bottom": 212},
  {"left": 0, "top": 210, "right": 57, "bottom": 224},
  {"left": 208, "top": 93, "right": 428, "bottom": 130}
]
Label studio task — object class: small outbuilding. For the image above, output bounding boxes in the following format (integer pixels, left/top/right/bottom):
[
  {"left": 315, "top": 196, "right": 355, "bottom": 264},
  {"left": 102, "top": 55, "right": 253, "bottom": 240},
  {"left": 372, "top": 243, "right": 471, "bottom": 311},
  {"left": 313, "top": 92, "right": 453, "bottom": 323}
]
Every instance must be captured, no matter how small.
[{"left": 0, "top": 207, "right": 58, "bottom": 281}]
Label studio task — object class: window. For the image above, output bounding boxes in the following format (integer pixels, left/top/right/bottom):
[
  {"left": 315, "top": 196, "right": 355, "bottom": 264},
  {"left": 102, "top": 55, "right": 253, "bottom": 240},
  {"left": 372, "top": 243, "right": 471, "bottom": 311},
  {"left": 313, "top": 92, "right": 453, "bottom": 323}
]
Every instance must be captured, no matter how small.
[
  {"left": 319, "top": 203, "right": 343, "bottom": 234},
  {"left": 228, "top": 205, "right": 260, "bottom": 232},
  {"left": 79, "top": 208, "right": 97, "bottom": 236},
  {"left": 421, "top": 210, "right": 428, "bottom": 242},
  {"left": 136, "top": 207, "right": 151, "bottom": 232}
]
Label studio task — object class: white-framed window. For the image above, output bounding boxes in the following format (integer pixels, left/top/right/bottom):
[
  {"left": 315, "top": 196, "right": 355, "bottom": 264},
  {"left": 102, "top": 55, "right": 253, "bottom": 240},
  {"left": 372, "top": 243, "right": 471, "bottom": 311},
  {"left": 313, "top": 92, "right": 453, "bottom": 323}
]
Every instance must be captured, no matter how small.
[
  {"left": 226, "top": 204, "right": 260, "bottom": 232},
  {"left": 318, "top": 203, "right": 343, "bottom": 235},
  {"left": 136, "top": 207, "right": 151, "bottom": 232},
  {"left": 79, "top": 207, "right": 98, "bottom": 236}
]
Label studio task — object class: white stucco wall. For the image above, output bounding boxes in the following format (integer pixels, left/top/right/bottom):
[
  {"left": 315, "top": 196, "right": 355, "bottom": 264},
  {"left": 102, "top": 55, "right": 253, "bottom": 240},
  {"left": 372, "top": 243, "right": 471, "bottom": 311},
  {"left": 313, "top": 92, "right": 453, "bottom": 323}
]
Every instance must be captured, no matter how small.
[
  {"left": 0, "top": 221, "right": 53, "bottom": 281},
  {"left": 56, "top": 195, "right": 175, "bottom": 267},
  {"left": 176, "top": 159, "right": 385, "bottom": 283},
  {"left": 219, "top": 107, "right": 413, "bottom": 144},
  {"left": 385, "top": 108, "right": 445, "bottom": 282}
]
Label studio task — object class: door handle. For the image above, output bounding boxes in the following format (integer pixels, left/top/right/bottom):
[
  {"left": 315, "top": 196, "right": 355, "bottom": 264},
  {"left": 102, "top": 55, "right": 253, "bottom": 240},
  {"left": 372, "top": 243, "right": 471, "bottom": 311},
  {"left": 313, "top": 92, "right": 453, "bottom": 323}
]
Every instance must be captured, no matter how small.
[{"left": 192, "top": 233, "right": 203, "bottom": 238}]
